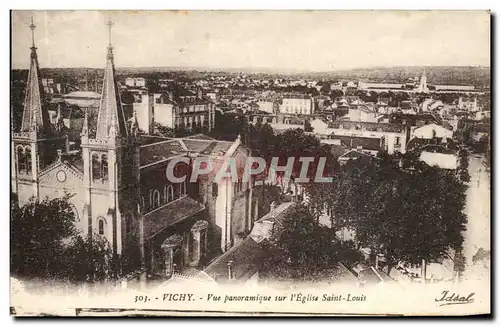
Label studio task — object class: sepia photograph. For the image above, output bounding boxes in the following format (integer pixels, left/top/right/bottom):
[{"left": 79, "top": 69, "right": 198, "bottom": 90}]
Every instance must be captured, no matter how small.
[{"left": 9, "top": 10, "right": 491, "bottom": 316}]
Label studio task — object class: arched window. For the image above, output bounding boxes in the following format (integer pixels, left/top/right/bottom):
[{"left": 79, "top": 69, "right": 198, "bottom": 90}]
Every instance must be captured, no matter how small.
[
  {"left": 92, "top": 153, "right": 101, "bottom": 181},
  {"left": 17, "top": 147, "right": 26, "bottom": 174},
  {"left": 69, "top": 204, "right": 79, "bottom": 222},
  {"left": 25, "top": 149, "right": 32, "bottom": 175},
  {"left": 101, "top": 154, "right": 108, "bottom": 181},
  {"left": 179, "top": 181, "right": 187, "bottom": 196},
  {"left": 97, "top": 217, "right": 106, "bottom": 236},
  {"left": 152, "top": 190, "right": 161, "bottom": 208},
  {"left": 166, "top": 185, "right": 174, "bottom": 202}
]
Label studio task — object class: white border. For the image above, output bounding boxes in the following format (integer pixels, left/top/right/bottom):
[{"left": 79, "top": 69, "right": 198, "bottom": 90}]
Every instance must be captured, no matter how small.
[{"left": 2, "top": 1, "right": 497, "bottom": 325}]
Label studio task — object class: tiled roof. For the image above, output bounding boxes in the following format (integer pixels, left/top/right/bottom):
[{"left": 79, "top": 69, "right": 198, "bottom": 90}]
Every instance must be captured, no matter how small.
[
  {"left": 182, "top": 139, "right": 233, "bottom": 156},
  {"left": 204, "top": 237, "right": 267, "bottom": 283},
  {"left": 143, "top": 196, "right": 205, "bottom": 240},
  {"left": 182, "top": 134, "right": 216, "bottom": 141},
  {"left": 407, "top": 137, "right": 459, "bottom": 152},
  {"left": 139, "top": 140, "right": 187, "bottom": 167},
  {"left": 331, "top": 135, "right": 383, "bottom": 151}
]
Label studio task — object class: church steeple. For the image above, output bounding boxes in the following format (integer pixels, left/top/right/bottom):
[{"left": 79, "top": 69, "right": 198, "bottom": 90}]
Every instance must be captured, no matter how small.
[
  {"left": 20, "top": 17, "right": 49, "bottom": 133},
  {"left": 95, "top": 17, "right": 128, "bottom": 140}
]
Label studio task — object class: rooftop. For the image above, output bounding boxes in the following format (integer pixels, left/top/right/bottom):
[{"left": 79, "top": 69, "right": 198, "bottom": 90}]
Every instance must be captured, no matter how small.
[{"left": 143, "top": 196, "right": 205, "bottom": 240}]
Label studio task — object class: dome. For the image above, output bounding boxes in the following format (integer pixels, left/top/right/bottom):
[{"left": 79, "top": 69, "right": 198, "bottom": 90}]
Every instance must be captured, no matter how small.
[{"left": 64, "top": 91, "right": 101, "bottom": 99}]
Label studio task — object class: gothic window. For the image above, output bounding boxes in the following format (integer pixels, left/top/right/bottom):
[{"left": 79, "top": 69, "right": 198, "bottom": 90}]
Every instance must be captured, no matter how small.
[
  {"left": 92, "top": 153, "right": 101, "bottom": 181},
  {"left": 97, "top": 217, "right": 106, "bottom": 236},
  {"left": 141, "top": 196, "right": 146, "bottom": 213},
  {"left": 166, "top": 185, "right": 174, "bottom": 202},
  {"left": 25, "top": 150, "right": 32, "bottom": 175},
  {"left": 179, "top": 181, "right": 187, "bottom": 196},
  {"left": 69, "top": 204, "right": 79, "bottom": 222},
  {"left": 152, "top": 190, "right": 161, "bottom": 209},
  {"left": 212, "top": 183, "right": 218, "bottom": 198},
  {"left": 101, "top": 154, "right": 108, "bottom": 181},
  {"left": 17, "top": 147, "right": 26, "bottom": 174}
]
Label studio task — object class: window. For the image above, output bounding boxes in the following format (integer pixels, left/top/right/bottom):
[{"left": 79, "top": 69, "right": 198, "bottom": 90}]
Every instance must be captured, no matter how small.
[
  {"left": 395, "top": 136, "right": 401, "bottom": 146},
  {"left": 152, "top": 190, "right": 161, "bottom": 208},
  {"left": 166, "top": 185, "right": 174, "bottom": 202},
  {"left": 212, "top": 183, "right": 218, "bottom": 198},
  {"left": 92, "top": 153, "right": 101, "bottom": 181},
  {"left": 70, "top": 204, "right": 79, "bottom": 222},
  {"left": 25, "top": 150, "right": 32, "bottom": 175},
  {"left": 180, "top": 181, "right": 187, "bottom": 196},
  {"left": 17, "top": 147, "right": 26, "bottom": 174},
  {"left": 97, "top": 218, "right": 106, "bottom": 235},
  {"left": 101, "top": 154, "right": 108, "bottom": 181},
  {"left": 141, "top": 196, "right": 146, "bottom": 213}
]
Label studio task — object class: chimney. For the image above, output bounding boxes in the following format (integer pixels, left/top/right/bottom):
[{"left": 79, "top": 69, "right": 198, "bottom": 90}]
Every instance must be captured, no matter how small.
[
  {"left": 197, "top": 88, "right": 203, "bottom": 100},
  {"left": 227, "top": 260, "right": 234, "bottom": 280}
]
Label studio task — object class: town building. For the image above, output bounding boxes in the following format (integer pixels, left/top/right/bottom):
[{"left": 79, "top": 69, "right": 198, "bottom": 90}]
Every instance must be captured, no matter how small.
[
  {"left": 327, "top": 120, "right": 409, "bottom": 154},
  {"left": 12, "top": 20, "right": 253, "bottom": 283},
  {"left": 130, "top": 88, "right": 216, "bottom": 133},
  {"left": 278, "top": 93, "right": 314, "bottom": 115}
]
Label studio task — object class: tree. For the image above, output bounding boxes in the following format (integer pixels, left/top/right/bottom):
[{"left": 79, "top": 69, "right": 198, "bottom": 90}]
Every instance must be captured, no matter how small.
[
  {"left": 152, "top": 122, "right": 175, "bottom": 138},
  {"left": 332, "top": 156, "right": 468, "bottom": 274},
  {"left": 304, "top": 119, "right": 313, "bottom": 132},
  {"left": 260, "top": 205, "right": 361, "bottom": 282},
  {"left": 11, "top": 194, "right": 78, "bottom": 278},
  {"left": 63, "top": 233, "right": 113, "bottom": 283},
  {"left": 11, "top": 194, "right": 114, "bottom": 284}
]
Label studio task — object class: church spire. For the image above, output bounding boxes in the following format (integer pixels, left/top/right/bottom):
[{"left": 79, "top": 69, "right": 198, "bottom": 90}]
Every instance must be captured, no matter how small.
[
  {"left": 95, "top": 16, "right": 128, "bottom": 140},
  {"left": 20, "top": 17, "right": 49, "bottom": 133}
]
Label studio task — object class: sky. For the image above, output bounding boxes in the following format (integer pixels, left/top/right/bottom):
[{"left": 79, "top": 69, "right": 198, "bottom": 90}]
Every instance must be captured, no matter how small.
[{"left": 11, "top": 10, "right": 491, "bottom": 72}]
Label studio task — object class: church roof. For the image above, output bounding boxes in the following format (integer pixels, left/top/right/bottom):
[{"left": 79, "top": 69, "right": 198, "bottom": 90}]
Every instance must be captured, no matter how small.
[
  {"left": 139, "top": 135, "right": 241, "bottom": 169},
  {"left": 64, "top": 91, "right": 101, "bottom": 99},
  {"left": 142, "top": 196, "right": 205, "bottom": 240},
  {"left": 139, "top": 139, "right": 187, "bottom": 167}
]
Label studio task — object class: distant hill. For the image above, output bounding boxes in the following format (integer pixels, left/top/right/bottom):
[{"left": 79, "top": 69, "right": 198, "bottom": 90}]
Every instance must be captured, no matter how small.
[
  {"left": 309, "top": 66, "right": 490, "bottom": 88},
  {"left": 12, "top": 65, "right": 490, "bottom": 89}
]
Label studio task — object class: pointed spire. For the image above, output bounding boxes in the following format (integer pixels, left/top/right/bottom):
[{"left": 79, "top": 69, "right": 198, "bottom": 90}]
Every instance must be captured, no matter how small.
[
  {"left": 95, "top": 16, "right": 128, "bottom": 140},
  {"left": 20, "top": 17, "right": 49, "bottom": 133},
  {"left": 81, "top": 110, "right": 89, "bottom": 137}
]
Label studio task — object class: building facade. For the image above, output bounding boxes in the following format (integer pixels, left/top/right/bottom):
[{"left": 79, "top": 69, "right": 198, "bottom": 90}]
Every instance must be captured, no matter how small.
[{"left": 11, "top": 21, "right": 252, "bottom": 282}]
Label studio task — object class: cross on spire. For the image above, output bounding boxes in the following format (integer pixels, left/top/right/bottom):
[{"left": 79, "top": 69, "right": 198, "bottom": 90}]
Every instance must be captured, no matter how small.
[
  {"left": 29, "top": 16, "right": 36, "bottom": 47},
  {"left": 106, "top": 17, "right": 114, "bottom": 48}
]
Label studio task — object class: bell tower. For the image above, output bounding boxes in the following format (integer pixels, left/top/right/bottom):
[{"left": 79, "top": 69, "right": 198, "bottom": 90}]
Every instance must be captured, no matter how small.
[
  {"left": 12, "top": 17, "right": 65, "bottom": 202},
  {"left": 80, "top": 17, "right": 140, "bottom": 277}
]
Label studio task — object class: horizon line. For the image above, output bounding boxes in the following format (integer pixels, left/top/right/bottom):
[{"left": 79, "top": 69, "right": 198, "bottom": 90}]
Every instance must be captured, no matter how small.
[{"left": 11, "top": 64, "right": 491, "bottom": 74}]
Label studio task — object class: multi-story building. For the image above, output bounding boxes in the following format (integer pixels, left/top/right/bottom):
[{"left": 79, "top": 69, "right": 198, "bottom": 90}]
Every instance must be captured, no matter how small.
[
  {"left": 12, "top": 21, "right": 252, "bottom": 284},
  {"left": 125, "top": 77, "right": 146, "bottom": 88},
  {"left": 328, "top": 120, "right": 409, "bottom": 154},
  {"left": 130, "top": 88, "right": 216, "bottom": 133},
  {"left": 278, "top": 93, "right": 314, "bottom": 115}
]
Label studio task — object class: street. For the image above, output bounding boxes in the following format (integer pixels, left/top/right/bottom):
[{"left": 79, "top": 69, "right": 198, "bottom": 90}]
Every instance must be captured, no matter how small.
[{"left": 462, "top": 154, "right": 490, "bottom": 280}]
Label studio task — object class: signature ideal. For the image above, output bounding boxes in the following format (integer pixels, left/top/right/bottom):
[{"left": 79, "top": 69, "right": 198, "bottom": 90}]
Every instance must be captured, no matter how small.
[{"left": 435, "top": 290, "right": 475, "bottom": 306}]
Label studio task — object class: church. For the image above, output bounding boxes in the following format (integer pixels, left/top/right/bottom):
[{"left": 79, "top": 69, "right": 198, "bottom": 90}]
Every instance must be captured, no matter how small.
[{"left": 11, "top": 18, "right": 256, "bottom": 282}]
